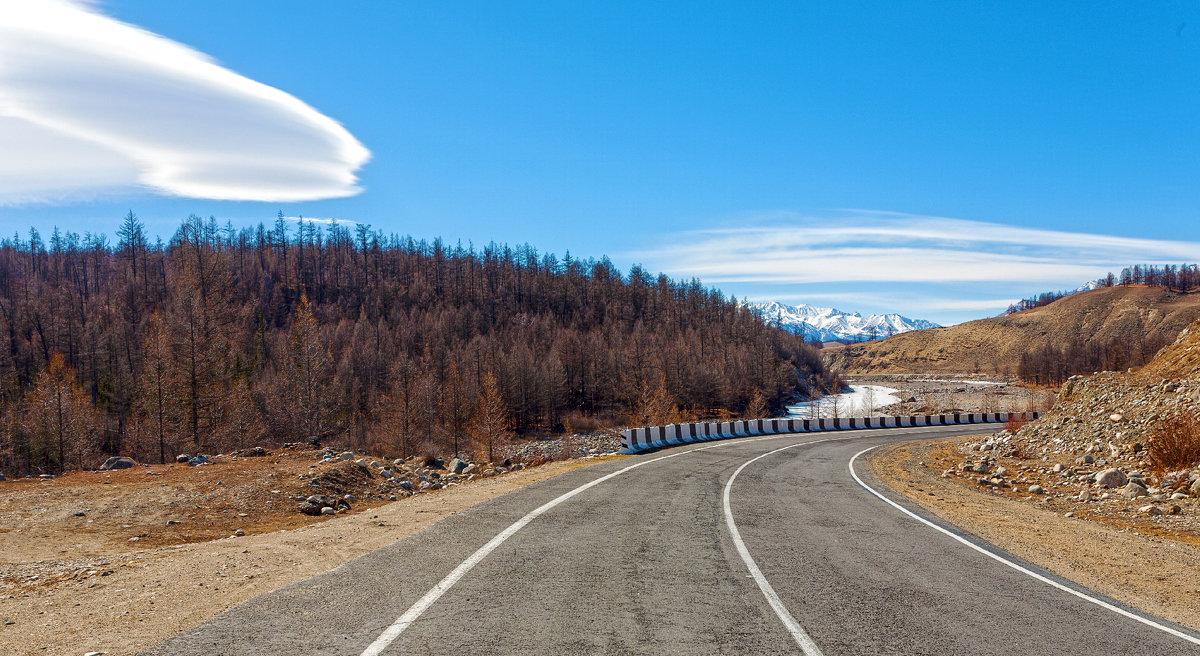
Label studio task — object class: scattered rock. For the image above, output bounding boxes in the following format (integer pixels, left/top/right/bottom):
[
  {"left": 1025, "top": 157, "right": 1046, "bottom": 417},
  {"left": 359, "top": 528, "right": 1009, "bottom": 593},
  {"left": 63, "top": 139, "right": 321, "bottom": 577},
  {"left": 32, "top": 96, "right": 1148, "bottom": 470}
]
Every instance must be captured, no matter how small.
[
  {"left": 1139, "top": 505, "right": 1163, "bottom": 515},
  {"left": 339, "top": 452, "right": 354, "bottom": 461},
  {"left": 1094, "top": 468, "right": 1128, "bottom": 489},
  {"left": 176, "top": 454, "right": 191, "bottom": 463},
  {"left": 1028, "top": 485, "right": 1045, "bottom": 495},
  {"left": 320, "top": 507, "right": 336, "bottom": 516},
  {"left": 1121, "top": 482, "right": 1149, "bottom": 499},
  {"left": 99, "top": 457, "right": 137, "bottom": 471}
]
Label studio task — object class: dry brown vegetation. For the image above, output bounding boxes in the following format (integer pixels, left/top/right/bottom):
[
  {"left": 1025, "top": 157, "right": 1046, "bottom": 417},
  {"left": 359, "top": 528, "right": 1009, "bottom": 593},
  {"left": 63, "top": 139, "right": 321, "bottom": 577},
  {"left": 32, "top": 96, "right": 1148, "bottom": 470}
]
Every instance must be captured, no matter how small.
[
  {"left": 826, "top": 286, "right": 1200, "bottom": 378},
  {"left": 1147, "top": 409, "right": 1200, "bottom": 474},
  {"left": 0, "top": 215, "right": 836, "bottom": 478}
]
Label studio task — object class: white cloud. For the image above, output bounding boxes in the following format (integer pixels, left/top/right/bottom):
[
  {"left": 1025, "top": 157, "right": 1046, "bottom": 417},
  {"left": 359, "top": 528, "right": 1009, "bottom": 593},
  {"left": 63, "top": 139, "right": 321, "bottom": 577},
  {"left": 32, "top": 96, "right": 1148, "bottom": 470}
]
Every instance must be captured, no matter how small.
[
  {"left": 633, "top": 211, "right": 1200, "bottom": 286},
  {"left": 282, "top": 216, "right": 359, "bottom": 227},
  {"left": 631, "top": 210, "right": 1200, "bottom": 324},
  {"left": 0, "top": 0, "right": 370, "bottom": 203}
]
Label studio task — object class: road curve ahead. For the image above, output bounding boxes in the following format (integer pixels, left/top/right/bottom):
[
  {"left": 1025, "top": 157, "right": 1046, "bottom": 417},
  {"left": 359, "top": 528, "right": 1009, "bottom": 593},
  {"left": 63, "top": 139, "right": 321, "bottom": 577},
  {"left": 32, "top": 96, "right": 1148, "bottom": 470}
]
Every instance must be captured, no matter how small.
[{"left": 144, "top": 426, "right": 1200, "bottom": 655}]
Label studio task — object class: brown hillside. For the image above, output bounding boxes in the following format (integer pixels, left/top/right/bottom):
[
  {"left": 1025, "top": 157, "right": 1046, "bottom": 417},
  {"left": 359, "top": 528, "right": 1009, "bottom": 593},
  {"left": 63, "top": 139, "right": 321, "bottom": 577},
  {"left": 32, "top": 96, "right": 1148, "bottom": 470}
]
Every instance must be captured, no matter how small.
[
  {"left": 1142, "top": 318, "right": 1200, "bottom": 380},
  {"left": 827, "top": 286, "right": 1200, "bottom": 375}
]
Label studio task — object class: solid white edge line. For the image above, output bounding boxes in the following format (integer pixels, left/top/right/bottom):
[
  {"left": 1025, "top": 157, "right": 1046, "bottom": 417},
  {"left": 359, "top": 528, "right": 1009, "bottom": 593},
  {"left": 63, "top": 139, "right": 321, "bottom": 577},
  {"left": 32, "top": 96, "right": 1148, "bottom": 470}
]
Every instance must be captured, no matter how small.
[
  {"left": 848, "top": 445, "right": 1200, "bottom": 647},
  {"left": 362, "top": 426, "right": 968, "bottom": 655},
  {"left": 722, "top": 442, "right": 826, "bottom": 656},
  {"left": 360, "top": 431, "right": 815, "bottom": 655}
]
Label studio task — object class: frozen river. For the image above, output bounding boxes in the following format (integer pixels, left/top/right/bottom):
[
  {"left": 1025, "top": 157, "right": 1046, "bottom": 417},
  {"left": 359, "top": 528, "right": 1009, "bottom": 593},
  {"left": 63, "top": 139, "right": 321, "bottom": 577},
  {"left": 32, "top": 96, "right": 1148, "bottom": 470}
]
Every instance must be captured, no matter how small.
[{"left": 785, "top": 384, "right": 900, "bottom": 419}]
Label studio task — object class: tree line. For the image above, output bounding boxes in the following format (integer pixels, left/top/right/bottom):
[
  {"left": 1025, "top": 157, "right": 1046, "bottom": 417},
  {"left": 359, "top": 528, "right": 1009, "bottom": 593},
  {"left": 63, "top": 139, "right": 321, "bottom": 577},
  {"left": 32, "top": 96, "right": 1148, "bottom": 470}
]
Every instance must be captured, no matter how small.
[
  {"left": 0, "top": 214, "right": 836, "bottom": 475},
  {"left": 1006, "top": 264, "right": 1200, "bottom": 315}
]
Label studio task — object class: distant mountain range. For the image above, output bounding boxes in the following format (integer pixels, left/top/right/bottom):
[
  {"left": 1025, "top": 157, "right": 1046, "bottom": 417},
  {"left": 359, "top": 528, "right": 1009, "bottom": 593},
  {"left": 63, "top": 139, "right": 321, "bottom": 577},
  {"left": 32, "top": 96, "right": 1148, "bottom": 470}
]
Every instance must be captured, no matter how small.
[{"left": 748, "top": 301, "right": 940, "bottom": 343}]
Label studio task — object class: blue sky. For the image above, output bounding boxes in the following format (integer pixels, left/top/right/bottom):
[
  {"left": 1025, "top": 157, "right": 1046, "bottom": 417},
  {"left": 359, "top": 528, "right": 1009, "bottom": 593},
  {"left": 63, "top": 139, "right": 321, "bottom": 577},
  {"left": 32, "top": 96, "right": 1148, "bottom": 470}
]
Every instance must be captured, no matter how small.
[{"left": 2, "top": 1, "right": 1198, "bottom": 325}]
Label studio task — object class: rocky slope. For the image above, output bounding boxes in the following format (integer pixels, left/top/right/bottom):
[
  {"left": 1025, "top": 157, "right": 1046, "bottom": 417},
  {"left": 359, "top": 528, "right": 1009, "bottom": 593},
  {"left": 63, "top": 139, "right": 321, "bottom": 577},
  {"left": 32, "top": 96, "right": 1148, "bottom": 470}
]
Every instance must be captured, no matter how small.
[{"left": 943, "top": 319, "right": 1200, "bottom": 516}]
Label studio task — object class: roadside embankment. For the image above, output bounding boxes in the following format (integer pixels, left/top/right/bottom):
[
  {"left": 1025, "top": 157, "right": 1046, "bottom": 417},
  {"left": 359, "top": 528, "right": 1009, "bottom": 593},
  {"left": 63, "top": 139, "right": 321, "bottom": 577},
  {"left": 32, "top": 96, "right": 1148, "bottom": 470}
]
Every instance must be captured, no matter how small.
[{"left": 870, "top": 438, "right": 1200, "bottom": 631}]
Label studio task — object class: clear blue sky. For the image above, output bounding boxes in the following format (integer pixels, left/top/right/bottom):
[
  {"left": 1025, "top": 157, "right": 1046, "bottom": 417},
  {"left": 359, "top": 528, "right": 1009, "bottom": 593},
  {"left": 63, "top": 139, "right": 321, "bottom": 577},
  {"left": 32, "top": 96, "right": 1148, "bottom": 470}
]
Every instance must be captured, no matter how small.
[{"left": 2, "top": 1, "right": 1198, "bottom": 325}]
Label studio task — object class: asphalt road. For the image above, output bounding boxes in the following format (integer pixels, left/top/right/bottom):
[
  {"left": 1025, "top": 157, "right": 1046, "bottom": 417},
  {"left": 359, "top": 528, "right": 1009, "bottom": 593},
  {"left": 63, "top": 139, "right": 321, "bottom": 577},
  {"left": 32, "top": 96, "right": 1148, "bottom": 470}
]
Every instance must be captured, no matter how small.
[{"left": 144, "top": 426, "right": 1200, "bottom": 655}]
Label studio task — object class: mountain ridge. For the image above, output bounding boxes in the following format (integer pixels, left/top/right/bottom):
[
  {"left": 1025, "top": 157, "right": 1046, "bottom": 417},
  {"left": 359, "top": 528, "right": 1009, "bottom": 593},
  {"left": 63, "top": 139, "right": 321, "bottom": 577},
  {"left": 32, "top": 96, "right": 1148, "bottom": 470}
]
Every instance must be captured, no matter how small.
[{"left": 748, "top": 301, "right": 940, "bottom": 344}]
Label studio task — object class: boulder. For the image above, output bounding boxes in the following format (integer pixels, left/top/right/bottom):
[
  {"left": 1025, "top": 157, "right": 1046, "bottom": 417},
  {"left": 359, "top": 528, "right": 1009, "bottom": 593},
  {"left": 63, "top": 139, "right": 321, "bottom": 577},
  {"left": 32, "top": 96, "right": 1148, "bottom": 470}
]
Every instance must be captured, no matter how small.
[
  {"left": 1139, "top": 505, "right": 1162, "bottom": 516},
  {"left": 321, "top": 507, "right": 336, "bottom": 516},
  {"left": 1028, "top": 485, "right": 1045, "bottom": 495},
  {"left": 99, "top": 457, "right": 137, "bottom": 471},
  {"left": 1094, "top": 468, "right": 1128, "bottom": 489},
  {"left": 446, "top": 458, "right": 469, "bottom": 475},
  {"left": 339, "top": 452, "right": 354, "bottom": 461},
  {"left": 176, "top": 454, "right": 191, "bottom": 463},
  {"left": 297, "top": 502, "right": 323, "bottom": 516},
  {"left": 1121, "top": 482, "right": 1149, "bottom": 499}
]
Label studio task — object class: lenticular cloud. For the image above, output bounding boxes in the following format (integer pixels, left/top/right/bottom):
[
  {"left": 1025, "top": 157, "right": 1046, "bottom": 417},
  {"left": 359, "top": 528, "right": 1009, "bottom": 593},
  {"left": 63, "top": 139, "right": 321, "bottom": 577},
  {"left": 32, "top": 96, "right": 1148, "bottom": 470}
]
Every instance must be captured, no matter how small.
[{"left": 0, "top": 0, "right": 370, "bottom": 203}]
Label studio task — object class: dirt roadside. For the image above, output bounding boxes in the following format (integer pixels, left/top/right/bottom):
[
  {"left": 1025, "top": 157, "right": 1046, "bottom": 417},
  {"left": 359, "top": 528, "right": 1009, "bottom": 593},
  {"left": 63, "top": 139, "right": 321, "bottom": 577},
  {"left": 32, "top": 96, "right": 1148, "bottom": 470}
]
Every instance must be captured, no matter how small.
[
  {"left": 869, "top": 438, "right": 1200, "bottom": 631},
  {"left": 0, "top": 456, "right": 619, "bottom": 656}
]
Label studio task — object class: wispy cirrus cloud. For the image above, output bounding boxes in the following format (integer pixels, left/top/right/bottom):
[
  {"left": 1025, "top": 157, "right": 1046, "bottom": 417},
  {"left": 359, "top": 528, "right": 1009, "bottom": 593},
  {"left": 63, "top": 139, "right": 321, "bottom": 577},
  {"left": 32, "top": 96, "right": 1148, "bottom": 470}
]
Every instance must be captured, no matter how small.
[
  {"left": 0, "top": 0, "right": 370, "bottom": 204},
  {"left": 629, "top": 210, "right": 1200, "bottom": 324}
]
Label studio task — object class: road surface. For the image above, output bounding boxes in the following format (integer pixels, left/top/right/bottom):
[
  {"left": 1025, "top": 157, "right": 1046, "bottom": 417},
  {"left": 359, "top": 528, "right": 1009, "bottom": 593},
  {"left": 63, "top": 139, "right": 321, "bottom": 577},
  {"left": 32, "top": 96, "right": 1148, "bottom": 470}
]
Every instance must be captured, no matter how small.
[{"left": 144, "top": 425, "right": 1200, "bottom": 655}]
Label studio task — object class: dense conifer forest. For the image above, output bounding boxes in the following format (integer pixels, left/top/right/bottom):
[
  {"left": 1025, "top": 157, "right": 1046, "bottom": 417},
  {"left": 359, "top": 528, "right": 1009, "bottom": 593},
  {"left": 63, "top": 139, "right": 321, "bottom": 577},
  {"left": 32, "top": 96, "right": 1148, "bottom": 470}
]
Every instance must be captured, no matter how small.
[{"left": 0, "top": 214, "right": 835, "bottom": 475}]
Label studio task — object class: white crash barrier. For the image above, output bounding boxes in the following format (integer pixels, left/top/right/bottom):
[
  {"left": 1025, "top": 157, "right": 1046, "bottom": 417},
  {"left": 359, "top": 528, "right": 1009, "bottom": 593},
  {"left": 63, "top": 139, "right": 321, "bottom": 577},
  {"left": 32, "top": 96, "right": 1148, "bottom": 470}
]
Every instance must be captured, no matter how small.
[{"left": 620, "top": 412, "right": 1040, "bottom": 454}]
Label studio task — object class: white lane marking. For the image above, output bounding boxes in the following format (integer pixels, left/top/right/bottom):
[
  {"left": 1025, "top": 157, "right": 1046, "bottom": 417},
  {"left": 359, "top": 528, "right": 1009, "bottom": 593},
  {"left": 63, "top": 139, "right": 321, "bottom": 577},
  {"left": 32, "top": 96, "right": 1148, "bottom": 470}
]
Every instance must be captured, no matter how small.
[
  {"left": 361, "top": 431, "right": 815, "bottom": 655},
  {"left": 362, "top": 426, "right": 973, "bottom": 655},
  {"left": 722, "top": 442, "right": 827, "bottom": 656},
  {"left": 848, "top": 446, "right": 1200, "bottom": 647}
]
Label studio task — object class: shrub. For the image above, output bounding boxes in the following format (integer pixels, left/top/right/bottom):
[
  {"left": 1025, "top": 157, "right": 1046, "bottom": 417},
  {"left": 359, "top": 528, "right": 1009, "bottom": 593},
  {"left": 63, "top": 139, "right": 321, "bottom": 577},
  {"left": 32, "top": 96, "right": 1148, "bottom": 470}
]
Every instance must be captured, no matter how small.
[
  {"left": 1005, "top": 413, "right": 1028, "bottom": 433},
  {"left": 1147, "top": 409, "right": 1200, "bottom": 473}
]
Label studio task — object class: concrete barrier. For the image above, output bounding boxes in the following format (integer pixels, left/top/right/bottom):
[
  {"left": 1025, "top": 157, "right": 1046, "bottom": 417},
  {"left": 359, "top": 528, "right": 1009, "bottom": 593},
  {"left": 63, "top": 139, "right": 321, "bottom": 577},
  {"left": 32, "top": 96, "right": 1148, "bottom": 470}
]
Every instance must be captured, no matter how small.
[{"left": 620, "top": 412, "right": 1040, "bottom": 454}]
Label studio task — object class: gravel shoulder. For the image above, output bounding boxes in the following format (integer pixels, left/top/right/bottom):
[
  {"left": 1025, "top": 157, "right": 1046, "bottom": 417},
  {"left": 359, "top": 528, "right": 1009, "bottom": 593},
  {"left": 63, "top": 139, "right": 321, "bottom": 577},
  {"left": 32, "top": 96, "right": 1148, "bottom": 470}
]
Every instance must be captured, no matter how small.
[
  {"left": 870, "top": 438, "right": 1200, "bottom": 631},
  {"left": 0, "top": 455, "right": 620, "bottom": 656}
]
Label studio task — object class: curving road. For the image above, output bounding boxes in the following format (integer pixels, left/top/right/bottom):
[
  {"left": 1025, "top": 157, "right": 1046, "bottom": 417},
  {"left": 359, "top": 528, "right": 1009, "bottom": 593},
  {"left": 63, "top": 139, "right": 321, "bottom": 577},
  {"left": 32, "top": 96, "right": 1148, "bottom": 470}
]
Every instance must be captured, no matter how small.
[{"left": 144, "top": 426, "right": 1200, "bottom": 655}]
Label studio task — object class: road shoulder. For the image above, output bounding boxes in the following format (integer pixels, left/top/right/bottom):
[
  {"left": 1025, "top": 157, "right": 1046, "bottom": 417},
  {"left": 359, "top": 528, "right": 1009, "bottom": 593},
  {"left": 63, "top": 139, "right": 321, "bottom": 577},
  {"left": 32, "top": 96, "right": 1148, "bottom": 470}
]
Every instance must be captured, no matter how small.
[
  {"left": 0, "top": 457, "right": 619, "bottom": 656},
  {"left": 868, "top": 438, "right": 1200, "bottom": 631}
]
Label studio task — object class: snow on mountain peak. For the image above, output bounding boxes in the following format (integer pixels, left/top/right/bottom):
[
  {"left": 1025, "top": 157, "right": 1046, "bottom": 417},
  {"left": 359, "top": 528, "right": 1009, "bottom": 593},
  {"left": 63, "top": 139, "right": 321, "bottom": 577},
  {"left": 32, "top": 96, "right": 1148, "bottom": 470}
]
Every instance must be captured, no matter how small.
[{"left": 748, "top": 301, "right": 939, "bottom": 343}]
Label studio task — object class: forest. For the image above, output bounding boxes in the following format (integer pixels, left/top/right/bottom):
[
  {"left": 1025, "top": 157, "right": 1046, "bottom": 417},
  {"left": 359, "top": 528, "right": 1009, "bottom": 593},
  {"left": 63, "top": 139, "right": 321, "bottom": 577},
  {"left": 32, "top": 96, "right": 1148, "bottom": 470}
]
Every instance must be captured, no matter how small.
[{"left": 0, "top": 214, "right": 836, "bottom": 475}]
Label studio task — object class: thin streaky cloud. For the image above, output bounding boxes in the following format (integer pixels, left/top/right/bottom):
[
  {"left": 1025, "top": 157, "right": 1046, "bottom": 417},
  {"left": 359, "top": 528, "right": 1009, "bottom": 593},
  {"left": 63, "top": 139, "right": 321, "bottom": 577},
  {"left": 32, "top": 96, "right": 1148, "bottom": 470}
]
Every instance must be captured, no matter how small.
[
  {"left": 0, "top": 0, "right": 370, "bottom": 203},
  {"left": 633, "top": 212, "right": 1200, "bottom": 286}
]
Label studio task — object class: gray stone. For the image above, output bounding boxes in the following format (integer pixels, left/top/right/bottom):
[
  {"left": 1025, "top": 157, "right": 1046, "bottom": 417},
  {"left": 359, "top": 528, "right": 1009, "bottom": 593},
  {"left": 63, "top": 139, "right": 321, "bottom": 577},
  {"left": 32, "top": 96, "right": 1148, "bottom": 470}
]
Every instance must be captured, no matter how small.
[
  {"left": 446, "top": 458, "right": 469, "bottom": 474},
  {"left": 1094, "top": 468, "right": 1128, "bottom": 489},
  {"left": 234, "top": 529, "right": 245, "bottom": 537},
  {"left": 1121, "top": 482, "right": 1149, "bottom": 499},
  {"left": 297, "top": 503, "right": 323, "bottom": 516},
  {"left": 1172, "top": 492, "right": 1189, "bottom": 500},
  {"left": 176, "top": 454, "right": 191, "bottom": 463},
  {"left": 321, "top": 507, "right": 336, "bottom": 516},
  {"left": 1139, "top": 505, "right": 1162, "bottom": 515},
  {"left": 339, "top": 452, "right": 354, "bottom": 461},
  {"left": 99, "top": 457, "right": 137, "bottom": 471},
  {"left": 1081, "top": 454, "right": 1094, "bottom": 464},
  {"left": 1027, "top": 485, "right": 1045, "bottom": 495},
  {"left": 973, "top": 463, "right": 989, "bottom": 474}
]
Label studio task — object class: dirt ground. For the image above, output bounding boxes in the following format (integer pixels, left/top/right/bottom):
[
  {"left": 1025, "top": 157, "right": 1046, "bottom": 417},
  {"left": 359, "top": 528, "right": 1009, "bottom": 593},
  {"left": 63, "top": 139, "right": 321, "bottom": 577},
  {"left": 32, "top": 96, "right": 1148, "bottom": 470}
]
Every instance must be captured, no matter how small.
[
  {"left": 870, "top": 438, "right": 1200, "bottom": 631},
  {"left": 0, "top": 452, "right": 620, "bottom": 656}
]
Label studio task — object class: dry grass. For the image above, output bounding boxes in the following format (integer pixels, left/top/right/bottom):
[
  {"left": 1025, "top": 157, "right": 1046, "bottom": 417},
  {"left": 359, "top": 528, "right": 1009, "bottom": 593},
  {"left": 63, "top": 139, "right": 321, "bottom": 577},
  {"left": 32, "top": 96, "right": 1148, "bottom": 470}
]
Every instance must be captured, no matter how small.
[
  {"left": 828, "top": 286, "right": 1200, "bottom": 375},
  {"left": 1148, "top": 409, "right": 1200, "bottom": 473}
]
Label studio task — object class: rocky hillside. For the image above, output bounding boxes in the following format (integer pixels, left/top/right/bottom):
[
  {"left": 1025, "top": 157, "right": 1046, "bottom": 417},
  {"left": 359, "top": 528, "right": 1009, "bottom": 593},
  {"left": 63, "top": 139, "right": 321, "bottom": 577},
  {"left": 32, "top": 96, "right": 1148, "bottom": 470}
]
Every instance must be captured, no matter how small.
[
  {"left": 826, "top": 286, "right": 1200, "bottom": 375},
  {"left": 954, "top": 321, "right": 1200, "bottom": 509}
]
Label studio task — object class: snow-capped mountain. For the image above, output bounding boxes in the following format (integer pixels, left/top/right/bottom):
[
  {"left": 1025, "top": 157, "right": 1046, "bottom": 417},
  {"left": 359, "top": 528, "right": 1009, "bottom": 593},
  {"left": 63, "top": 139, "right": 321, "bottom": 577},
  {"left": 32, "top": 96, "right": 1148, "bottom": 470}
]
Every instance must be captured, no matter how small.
[{"left": 748, "top": 301, "right": 940, "bottom": 343}]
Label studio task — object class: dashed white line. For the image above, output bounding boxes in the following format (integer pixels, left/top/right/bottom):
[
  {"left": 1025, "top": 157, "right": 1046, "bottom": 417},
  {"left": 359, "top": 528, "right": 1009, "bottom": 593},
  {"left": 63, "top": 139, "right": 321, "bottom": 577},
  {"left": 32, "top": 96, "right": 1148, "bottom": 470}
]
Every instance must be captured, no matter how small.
[{"left": 848, "top": 445, "right": 1200, "bottom": 648}]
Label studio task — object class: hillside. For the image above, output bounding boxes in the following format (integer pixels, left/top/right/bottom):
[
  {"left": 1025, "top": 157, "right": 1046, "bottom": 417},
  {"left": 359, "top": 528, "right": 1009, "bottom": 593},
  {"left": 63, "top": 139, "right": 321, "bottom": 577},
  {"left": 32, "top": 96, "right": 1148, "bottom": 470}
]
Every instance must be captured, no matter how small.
[
  {"left": 0, "top": 216, "right": 835, "bottom": 477},
  {"left": 826, "top": 286, "right": 1200, "bottom": 376}
]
